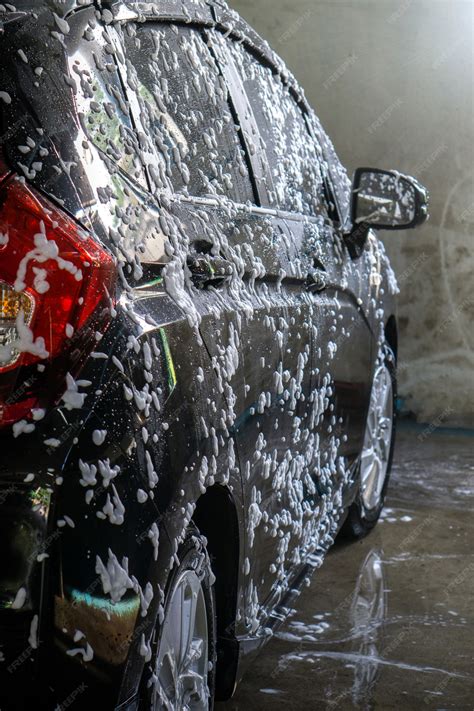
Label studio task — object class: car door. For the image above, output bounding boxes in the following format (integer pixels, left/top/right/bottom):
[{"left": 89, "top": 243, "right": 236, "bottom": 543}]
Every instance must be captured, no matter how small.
[
  {"left": 216, "top": 35, "right": 340, "bottom": 620},
  {"left": 308, "top": 114, "right": 376, "bottom": 473},
  {"left": 281, "top": 115, "right": 375, "bottom": 508}
]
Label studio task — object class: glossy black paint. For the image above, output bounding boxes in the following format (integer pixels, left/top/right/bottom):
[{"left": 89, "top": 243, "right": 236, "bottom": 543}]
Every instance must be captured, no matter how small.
[{"left": 0, "top": 2, "right": 406, "bottom": 708}]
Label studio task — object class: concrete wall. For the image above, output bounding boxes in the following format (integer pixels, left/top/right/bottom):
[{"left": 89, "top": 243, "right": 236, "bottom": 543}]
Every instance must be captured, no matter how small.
[{"left": 231, "top": 0, "right": 474, "bottom": 427}]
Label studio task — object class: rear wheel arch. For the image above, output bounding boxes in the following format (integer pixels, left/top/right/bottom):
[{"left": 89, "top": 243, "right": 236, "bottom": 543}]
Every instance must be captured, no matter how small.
[{"left": 192, "top": 484, "right": 241, "bottom": 701}]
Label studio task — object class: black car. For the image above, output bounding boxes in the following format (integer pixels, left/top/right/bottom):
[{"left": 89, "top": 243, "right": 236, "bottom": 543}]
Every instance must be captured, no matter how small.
[{"left": 0, "top": 1, "right": 428, "bottom": 708}]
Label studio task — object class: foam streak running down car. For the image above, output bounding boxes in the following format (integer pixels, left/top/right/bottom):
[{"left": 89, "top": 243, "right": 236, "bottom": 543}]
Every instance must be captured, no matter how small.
[{"left": 0, "top": 1, "right": 428, "bottom": 708}]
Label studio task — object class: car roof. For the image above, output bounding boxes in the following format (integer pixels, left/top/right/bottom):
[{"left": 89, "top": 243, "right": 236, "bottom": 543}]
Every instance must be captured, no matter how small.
[
  {"left": 5, "top": 1, "right": 236, "bottom": 18},
  {"left": 1, "top": 0, "right": 307, "bottom": 107}
]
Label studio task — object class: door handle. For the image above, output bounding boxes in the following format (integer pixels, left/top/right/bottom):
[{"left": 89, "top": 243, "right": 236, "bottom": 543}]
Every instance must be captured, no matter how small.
[
  {"left": 306, "top": 270, "right": 328, "bottom": 293},
  {"left": 188, "top": 255, "right": 233, "bottom": 290},
  {"left": 306, "top": 259, "right": 328, "bottom": 292}
]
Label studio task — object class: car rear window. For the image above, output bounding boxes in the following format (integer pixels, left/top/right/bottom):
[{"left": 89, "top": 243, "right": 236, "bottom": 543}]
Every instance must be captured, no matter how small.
[
  {"left": 122, "top": 23, "right": 255, "bottom": 204},
  {"left": 227, "top": 40, "right": 326, "bottom": 217},
  {"left": 67, "top": 20, "right": 147, "bottom": 188}
]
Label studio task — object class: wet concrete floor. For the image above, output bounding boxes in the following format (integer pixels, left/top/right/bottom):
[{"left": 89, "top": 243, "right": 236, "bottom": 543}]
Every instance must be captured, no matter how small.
[{"left": 221, "top": 425, "right": 474, "bottom": 710}]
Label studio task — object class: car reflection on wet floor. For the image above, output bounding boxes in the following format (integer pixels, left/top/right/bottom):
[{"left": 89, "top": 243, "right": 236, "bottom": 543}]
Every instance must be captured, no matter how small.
[{"left": 220, "top": 425, "right": 474, "bottom": 710}]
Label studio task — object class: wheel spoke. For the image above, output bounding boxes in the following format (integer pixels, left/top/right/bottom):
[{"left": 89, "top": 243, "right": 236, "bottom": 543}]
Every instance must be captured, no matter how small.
[
  {"left": 187, "top": 581, "right": 201, "bottom": 663},
  {"left": 378, "top": 430, "right": 390, "bottom": 462},
  {"left": 366, "top": 410, "right": 376, "bottom": 439},
  {"left": 361, "top": 445, "right": 374, "bottom": 461},
  {"left": 155, "top": 651, "right": 178, "bottom": 709},
  {"left": 179, "top": 580, "right": 189, "bottom": 668},
  {"left": 372, "top": 455, "right": 383, "bottom": 500},
  {"left": 364, "top": 461, "right": 378, "bottom": 507},
  {"left": 181, "top": 668, "right": 210, "bottom": 708}
]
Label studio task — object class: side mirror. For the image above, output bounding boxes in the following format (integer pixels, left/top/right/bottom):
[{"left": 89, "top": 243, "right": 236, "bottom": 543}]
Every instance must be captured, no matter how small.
[{"left": 351, "top": 168, "right": 429, "bottom": 231}]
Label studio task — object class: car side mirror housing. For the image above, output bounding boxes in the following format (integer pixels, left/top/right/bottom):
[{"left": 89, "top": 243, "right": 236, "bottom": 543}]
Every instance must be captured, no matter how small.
[{"left": 345, "top": 168, "right": 429, "bottom": 258}]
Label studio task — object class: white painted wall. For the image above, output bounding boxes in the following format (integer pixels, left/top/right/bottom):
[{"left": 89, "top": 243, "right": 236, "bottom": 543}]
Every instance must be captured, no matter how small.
[{"left": 231, "top": 0, "right": 474, "bottom": 427}]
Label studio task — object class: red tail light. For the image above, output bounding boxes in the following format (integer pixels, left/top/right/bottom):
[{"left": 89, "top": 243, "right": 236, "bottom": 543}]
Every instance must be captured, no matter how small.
[{"left": 0, "top": 175, "right": 116, "bottom": 428}]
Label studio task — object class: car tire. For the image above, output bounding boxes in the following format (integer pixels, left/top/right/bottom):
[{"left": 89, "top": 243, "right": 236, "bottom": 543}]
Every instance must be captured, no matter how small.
[
  {"left": 342, "top": 343, "right": 397, "bottom": 540},
  {"left": 143, "top": 525, "right": 217, "bottom": 710}
]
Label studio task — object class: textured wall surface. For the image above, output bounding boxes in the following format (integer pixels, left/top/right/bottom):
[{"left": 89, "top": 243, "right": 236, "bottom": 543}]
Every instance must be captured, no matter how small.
[{"left": 231, "top": 0, "right": 474, "bottom": 427}]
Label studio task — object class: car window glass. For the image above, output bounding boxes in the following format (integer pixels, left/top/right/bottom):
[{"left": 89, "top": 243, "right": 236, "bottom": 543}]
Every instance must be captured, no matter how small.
[
  {"left": 122, "top": 22, "right": 254, "bottom": 203},
  {"left": 67, "top": 21, "right": 146, "bottom": 188},
  {"left": 227, "top": 40, "right": 325, "bottom": 216}
]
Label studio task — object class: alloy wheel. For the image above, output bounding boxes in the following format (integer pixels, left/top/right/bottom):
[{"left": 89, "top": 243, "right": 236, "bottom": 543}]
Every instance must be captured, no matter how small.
[
  {"left": 360, "top": 363, "right": 394, "bottom": 513},
  {"left": 153, "top": 569, "right": 210, "bottom": 710}
]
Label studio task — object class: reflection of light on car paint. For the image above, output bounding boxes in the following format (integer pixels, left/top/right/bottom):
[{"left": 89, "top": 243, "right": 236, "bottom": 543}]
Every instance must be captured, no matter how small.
[
  {"left": 56, "top": 589, "right": 141, "bottom": 666},
  {"left": 140, "top": 277, "right": 163, "bottom": 290},
  {"left": 29, "top": 486, "right": 52, "bottom": 519},
  {"left": 160, "top": 112, "right": 189, "bottom": 156},
  {"left": 0, "top": 486, "right": 52, "bottom": 610},
  {"left": 137, "top": 80, "right": 189, "bottom": 157},
  {"left": 68, "top": 42, "right": 144, "bottom": 184},
  {"left": 159, "top": 327, "right": 177, "bottom": 393},
  {"left": 68, "top": 588, "right": 140, "bottom": 617}
]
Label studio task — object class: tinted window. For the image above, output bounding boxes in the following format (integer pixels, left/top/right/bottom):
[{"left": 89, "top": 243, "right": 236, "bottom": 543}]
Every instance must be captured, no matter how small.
[
  {"left": 227, "top": 41, "right": 325, "bottom": 216},
  {"left": 68, "top": 22, "right": 146, "bottom": 187},
  {"left": 123, "top": 23, "right": 254, "bottom": 203}
]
